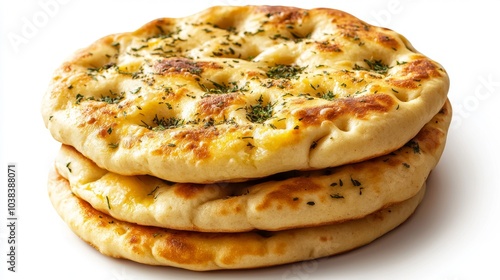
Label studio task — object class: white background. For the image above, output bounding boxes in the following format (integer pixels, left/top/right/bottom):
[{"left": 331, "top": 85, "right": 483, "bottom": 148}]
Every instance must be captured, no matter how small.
[{"left": 1, "top": 0, "right": 499, "bottom": 279}]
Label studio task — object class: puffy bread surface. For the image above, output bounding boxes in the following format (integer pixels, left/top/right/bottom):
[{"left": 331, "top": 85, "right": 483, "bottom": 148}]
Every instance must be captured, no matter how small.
[
  {"left": 55, "top": 100, "right": 451, "bottom": 232},
  {"left": 42, "top": 5, "right": 449, "bottom": 183},
  {"left": 47, "top": 168, "right": 426, "bottom": 271}
]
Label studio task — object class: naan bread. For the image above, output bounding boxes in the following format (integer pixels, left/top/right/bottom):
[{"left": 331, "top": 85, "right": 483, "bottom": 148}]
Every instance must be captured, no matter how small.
[
  {"left": 47, "top": 168, "right": 426, "bottom": 271},
  {"left": 54, "top": 100, "right": 450, "bottom": 232},
  {"left": 42, "top": 5, "right": 449, "bottom": 183}
]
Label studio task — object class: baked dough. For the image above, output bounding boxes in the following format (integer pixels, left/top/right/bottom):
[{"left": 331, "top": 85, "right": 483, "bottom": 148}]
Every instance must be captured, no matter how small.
[
  {"left": 42, "top": 5, "right": 449, "bottom": 183},
  {"left": 54, "top": 100, "right": 451, "bottom": 232},
  {"left": 47, "top": 167, "right": 426, "bottom": 271}
]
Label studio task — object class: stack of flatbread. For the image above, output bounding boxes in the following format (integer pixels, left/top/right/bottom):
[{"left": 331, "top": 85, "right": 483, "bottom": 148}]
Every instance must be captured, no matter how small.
[{"left": 41, "top": 6, "right": 451, "bottom": 271}]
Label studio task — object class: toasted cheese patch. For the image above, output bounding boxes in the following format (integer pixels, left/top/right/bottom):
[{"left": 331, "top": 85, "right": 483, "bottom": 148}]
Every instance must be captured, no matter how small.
[{"left": 42, "top": 5, "right": 449, "bottom": 183}]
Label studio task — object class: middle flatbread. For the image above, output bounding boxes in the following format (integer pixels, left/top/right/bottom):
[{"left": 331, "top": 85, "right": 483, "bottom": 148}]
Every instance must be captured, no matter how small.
[
  {"left": 48, "top": 167, "right": 427, "bottom": 271},
  {"left": 56, "top": 100, "right": 450, "bottom": 232}
]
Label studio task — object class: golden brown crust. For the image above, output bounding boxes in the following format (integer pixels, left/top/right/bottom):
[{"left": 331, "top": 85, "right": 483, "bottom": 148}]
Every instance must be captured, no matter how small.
[
  {"left": 54, "top": 100, "right": 451, "bottom": 232},
  {"left": 42, "top": 5, "right": 449, "bottom": 183},
  {"left": 47, "top": 167, "right": 426, "bottom": 270}
]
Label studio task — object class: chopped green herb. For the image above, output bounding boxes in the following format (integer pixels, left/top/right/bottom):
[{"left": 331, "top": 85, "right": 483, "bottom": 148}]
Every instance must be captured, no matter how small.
[
  {"left": 310, "top": 141, "right": 318, "bottom": 150},
  {"left": 318, "top": 90, "right": 336, "bottom": 101},
  {"left": 350, "top": 177, "right": 362, "bottom": 187},
  {"left": 151, "top": 115, "right": 184, "bottom": 131},
  {"left": 199, "top": 80, "right": 248, "bottom": 94},
  {"left": 270, "top": 33, "right": 290, "bottom": 41},
  {"left": 203, "top": 118, "right": 216, "bottom": 128},
  {"left": 75, "top": 93, "right": 84, "bottom": 104},
  {"left": 66, "top": 162, "right": 72, "bottom": 173},
  {"left": 406, "top": 140, "right": 421, "bottom": 154},
  {"left": 353, "top": 59, "right": 392, "bottom": 75},
  {"left": 147, "top": 186, "right": 160, "bottom": 197},
  {"left": 106, "top": 196, "right": 111, "bottom": 209},
  {"left": 99, "top": 91, "right": 124, "bottom": 104},
  {"left": 330, "top": 193, "right": 344, "bottom": 199},
  {"left": 130, "top": 87, "right": 142, "bottom": 94},
  {"left": 131, "top": 45, "right": 148, "bottom": 51},
  {"left": 266, "top": 64, "right": 305, "bottom": 79},
  {"left": 245, "top": 95, "right": 275, "bottom": 123},
  {"left": 108, "top": 143, "right": 119, "bottom": 149},
  {"left": 243, "top": 29, "right": 264, "bottom": 36}
]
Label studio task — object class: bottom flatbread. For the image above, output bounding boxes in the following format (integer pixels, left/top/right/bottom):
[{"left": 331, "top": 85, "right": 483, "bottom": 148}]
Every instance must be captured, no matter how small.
[{"left": 48, "top": 167, "right": 426, "bottom": 271}]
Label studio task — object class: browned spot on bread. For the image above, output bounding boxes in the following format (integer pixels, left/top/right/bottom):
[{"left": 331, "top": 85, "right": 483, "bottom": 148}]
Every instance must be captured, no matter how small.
[
  {"left": 78, "top": 103, "right": 118, "bottom": 129},
  {"left": 263, "top": 79, "right": 292, "bottom": 89},
  {"left": 316, "top": 41, "right": 342, "bottom": 52},
  {"left": 388, "top": 78, "right": 419, "bottom": 89},
  {"left": 403, "top": 58, "right": 442, "bottom": 80},
  {"left": 380, "top": 154, "right": 404, "bottom": 167},
  {"left": 86, "top": 117, "right": 97, "bottom": 125},
  {"left": 174, "top": 183, "right": 205, "bottom": 199},
  {"left": 129, "top": 234, "right": 139, "bottom": 244},
  {"left": 376, "top": 33, "right": 400, "bottom": 50},
  {"left": 336, "top": 18, "right": 371, "bottom": 39},
  {"left": 217, "top": 197, "right": 245, "bottom": 216},
  {"left": 256, "top": 178, "right": 322, "bottom": 211},
  {"left": 152, "top": 127, "right": 222, "bottom": 160},
  {"left": 198, "top": 93, "right": 238, "bottom": 117},
  {"left": 371, "top": 210, "right": 386, "bottom": 222},
  {"left": 389, "top": 57, "right": 444, "bottom": 89},
  {"left": 191, "top": 142, "right": 210, "bottom": 160},
  {"left": 173, "top": 127, "right": 220, "bottom": 143},
  {"left": 273, "top": 241, "right": 287, "bottom": 255},
  {"left": 295, "top": 94, "right": 395, "bottom": 126},
  {"left": 154, "top": 58, "right": 222, "bottom": 76},
  {"left": 98, "top": 127, "right": 109, "bottom": 138},
  {"left": 157, "top": 232, "right": 214, "bottom": 265},
  {"left": 414, "top": 126, "right": 444, "bottom": 154},
  {"left": 220, "top": 234, "right": 268, "bottom": 265},
  {"left": 63, "top": 64, "right": 72, "bottom": 72},
  {"left": 257, "top": 6, "right": 308, "bottom": 24}
]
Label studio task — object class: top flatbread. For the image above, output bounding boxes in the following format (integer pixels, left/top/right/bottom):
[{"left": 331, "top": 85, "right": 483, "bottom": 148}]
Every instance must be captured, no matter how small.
[{"left": 42, "top": 5, "right": 449, "bottom": 183}]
